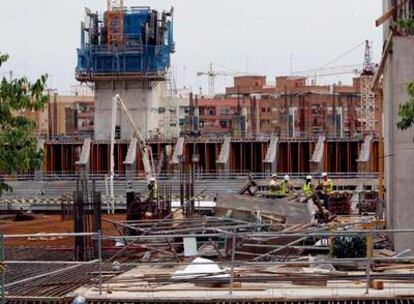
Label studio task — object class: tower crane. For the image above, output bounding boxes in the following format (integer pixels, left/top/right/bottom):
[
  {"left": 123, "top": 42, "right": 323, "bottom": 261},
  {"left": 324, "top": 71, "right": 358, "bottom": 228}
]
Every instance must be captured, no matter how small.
[
  {"left": 293, "top": 64, "right": 362, "bottom": 83},
  {"left": 197, "top": 62, "right": 233, "bottom": 97},
  {"left": 292, "top": 41, "right": 371, "bottom": 83},
  {"left": 360, "top": 40, "right": 376, "bottom": 132}
]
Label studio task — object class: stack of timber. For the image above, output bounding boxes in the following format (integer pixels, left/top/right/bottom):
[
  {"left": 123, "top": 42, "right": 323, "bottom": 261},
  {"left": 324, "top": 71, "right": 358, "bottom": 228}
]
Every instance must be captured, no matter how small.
[{"left": 328, "top": 191, "right": 352, "bottom": 215}]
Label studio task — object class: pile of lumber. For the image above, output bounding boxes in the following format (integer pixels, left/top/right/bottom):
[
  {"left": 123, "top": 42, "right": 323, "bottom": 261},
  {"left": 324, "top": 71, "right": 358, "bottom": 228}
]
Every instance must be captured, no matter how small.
[
  {"left": 328, "top": 192, "right": 351, "bottom": 215},
  {"left": 357, "top": 191, "right": 379, "bottom": 214}
]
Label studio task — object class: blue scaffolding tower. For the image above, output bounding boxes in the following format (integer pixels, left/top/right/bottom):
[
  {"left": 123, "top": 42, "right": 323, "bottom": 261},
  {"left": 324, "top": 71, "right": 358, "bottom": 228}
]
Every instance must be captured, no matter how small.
[{"left": 76, "top": 6, "right": 174, "bottom": 81}]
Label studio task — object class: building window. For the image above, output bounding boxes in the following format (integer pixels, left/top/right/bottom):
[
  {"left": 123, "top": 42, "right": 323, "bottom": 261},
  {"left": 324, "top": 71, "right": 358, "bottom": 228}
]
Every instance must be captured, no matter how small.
[
  {"left": 220, "top": 120, "right": 228, "bottom": 128},
  {"left": 179, "top": 119, "right": 185, "bottom": 126},
  {"left": 224, "top": 108, "right": 230, "bottom": 114}
]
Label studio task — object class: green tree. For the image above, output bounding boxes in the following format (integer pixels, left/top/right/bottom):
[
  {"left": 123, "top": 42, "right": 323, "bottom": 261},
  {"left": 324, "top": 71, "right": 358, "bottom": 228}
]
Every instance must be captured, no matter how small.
[
  {"left": 397, "top": 13, "right": 414, "bottom": 35},
  {"left": 0, "top": 53, "right": 49, "bottom": 196},
  {"left": 397, "top": 82, "right": 414, "bottom": 130}
]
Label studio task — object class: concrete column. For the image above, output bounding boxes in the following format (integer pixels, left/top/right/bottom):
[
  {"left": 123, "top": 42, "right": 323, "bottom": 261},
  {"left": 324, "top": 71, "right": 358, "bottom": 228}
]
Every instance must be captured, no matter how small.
[
  {"left": 310, "top": 136, "right": 325, "bottom": 173},
  {"left": 169, "top": 137, "right": 185, "bottom": 172},
  {"left": 216, "top": 137, "right": 232, "bottom": 176},
  {"left": 75, "top": 138, "right": 91, "bottom": 179},
  {"left": 357, "top": 135, "right": 373, "bottom": 172},
  {"left": 384, "top": 36, "right": 414, "bottom": 251},
  {"left": 263, "top": 136, "right": 279, "bottom": 174},
  {"left": 124, "top": 138, "right": 138, "bottom": 182},
  {"left": 94, "top": 80, "right": 162, "bottom": 140}
]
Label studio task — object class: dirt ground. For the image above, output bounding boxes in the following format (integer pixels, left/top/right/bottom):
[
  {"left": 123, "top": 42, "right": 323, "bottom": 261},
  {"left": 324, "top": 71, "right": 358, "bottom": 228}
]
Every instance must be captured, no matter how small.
[{"left": 0, "top": 213, "right": 126, "bottom": 247}]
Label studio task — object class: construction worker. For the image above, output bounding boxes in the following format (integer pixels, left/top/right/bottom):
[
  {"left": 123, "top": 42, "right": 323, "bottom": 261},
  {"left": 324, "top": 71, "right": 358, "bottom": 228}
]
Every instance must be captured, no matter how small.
[
  {"left": 147, "top": 177, "right": 158, "bottom": 202},
  {"left": 319, "top": 172, "right": 333, "bottom": 208},
  {"left": 277, "top": 175, "right": 293, "bottom": 197},
  {"left": 302, "top": 175, "right": 315, "bottom": 198},
  {"left": 269, "top": 174, "right": 278, "bottom": 197}
]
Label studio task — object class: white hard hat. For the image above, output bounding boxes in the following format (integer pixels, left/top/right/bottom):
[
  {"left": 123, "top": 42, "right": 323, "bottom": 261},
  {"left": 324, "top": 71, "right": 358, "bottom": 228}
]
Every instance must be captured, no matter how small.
[
  {"left": 149, "top": 177, "right": 156, "bottom": 182},
  {"left": 271, "top": 174, "right": 277, "bottom": 178},
  {"left": 306, "top": 175, "right": 313, "bottom": 180},
  {"left": 284, "top": 175, "right": 290, "bottom": 181},
  {"left": 322, "top": 172, "right": 328, "bottom": 178}
]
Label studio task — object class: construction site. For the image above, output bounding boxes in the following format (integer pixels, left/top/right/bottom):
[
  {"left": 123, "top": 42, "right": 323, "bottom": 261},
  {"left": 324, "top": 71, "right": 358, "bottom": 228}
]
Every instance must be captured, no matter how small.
[{"left": 1, "top": 0, "right": 414, "bottom": 303}]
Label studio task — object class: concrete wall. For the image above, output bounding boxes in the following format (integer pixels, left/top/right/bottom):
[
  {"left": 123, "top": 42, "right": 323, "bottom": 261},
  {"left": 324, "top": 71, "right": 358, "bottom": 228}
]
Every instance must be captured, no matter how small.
[
  {"left": 94, "top": 80, "right": 162, "bottom": 140},
  {"left": 384, "top": 36, "right": 414, "bottom": 251}
]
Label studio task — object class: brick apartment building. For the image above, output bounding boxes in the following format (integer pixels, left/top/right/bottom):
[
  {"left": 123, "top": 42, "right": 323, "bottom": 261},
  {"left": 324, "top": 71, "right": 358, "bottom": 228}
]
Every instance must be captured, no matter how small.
[
  {"left": 192, "top": 75, "right": 378, "bottom": 138},
  {"left": 16, "top": 90, "right": 95, "bottom": 138}
]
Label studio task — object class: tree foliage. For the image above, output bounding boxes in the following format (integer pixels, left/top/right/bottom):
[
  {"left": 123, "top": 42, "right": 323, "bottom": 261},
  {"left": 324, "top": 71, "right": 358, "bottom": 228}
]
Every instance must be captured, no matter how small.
[
  {"left": 397, "top": 13, "right": 414, "bottom": 35},
  {"left": 397, "top": 82, "right": 414, "bottom": 130},
  {"left": 0, "top": 53, "right": 49, "bottom": 196}
]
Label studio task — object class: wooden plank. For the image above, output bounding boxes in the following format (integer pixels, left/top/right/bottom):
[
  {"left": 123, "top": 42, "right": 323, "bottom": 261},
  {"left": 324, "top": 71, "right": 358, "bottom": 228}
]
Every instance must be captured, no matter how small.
[
  {"left": 369, "top": 280, "right": 384, "bottom": 290},
  {"left": 372, "top": 31, "right": 394, "bottom": 91},
  {"left": 373, "top": 263, "right": 414, "bottom": 271},
  {"left": 376, "top": 6, "right": 397, "bottom": 27},
  {"left": 375, "top": 0, "right": 409, "bottom": 27},
  {"left": 292, "top": 279, "right": 327, "bottom": 287}
]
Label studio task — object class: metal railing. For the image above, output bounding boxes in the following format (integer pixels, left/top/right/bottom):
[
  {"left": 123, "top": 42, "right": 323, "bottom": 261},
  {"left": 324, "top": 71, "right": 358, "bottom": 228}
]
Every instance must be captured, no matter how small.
[
  {"left": 34, "top": 132, "right": 380, "bottom": 143},
  {"left": 0, "top": 172, "right": 379, "bottom": 182}
]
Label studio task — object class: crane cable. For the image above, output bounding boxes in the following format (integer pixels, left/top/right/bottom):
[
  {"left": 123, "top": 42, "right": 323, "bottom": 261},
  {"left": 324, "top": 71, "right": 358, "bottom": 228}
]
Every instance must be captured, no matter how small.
[{"left": 321, "top": 41, "right": 366, "bottom": 68}]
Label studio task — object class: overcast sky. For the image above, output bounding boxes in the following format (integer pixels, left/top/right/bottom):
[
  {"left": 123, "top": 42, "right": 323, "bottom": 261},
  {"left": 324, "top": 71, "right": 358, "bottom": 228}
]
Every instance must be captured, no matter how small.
[{"left": 0, "top": 0, "right": 382, "bottom": 94}]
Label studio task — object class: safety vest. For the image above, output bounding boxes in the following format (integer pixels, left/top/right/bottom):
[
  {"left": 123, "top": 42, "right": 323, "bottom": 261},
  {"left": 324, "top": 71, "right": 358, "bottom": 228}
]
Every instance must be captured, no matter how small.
[
  {"left": 302, "top": 182, "right": 314, "bottom": 197},
  {"left": 322, "top": 179, "right": 333, "bottom": 194},
  {"left": 277, "top": 181, "right": 290, "bottom": 196}
]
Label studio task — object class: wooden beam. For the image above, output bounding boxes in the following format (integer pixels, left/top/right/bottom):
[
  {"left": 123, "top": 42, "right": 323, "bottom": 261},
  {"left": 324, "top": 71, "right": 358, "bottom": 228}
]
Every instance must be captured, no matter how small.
[
  {"left": 375, "top": 0, "right": 409, "bottom": 27},
  {"left": 372, "top": 31, "right": 394, "bottom": 91}
]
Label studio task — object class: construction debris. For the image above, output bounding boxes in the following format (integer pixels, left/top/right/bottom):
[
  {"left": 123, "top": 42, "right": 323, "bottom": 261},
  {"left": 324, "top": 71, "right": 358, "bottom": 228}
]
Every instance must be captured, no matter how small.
[
  {"left": 14, "top": 209, "right": 34, "bottom": 222},
  {"left": 171, "top": 257, "right": 229, "bottom": 281},
  {"left": 357, "top": 191, "right": 379, "bottom": 214}
]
